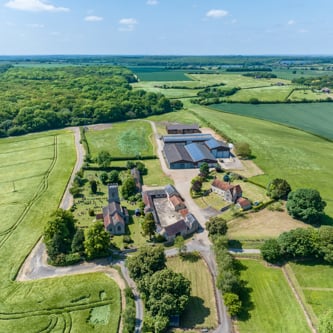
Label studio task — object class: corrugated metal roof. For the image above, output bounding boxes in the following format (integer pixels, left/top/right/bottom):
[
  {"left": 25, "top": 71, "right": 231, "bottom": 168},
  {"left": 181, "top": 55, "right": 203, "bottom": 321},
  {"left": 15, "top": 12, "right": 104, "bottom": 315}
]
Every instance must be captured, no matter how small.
[
  {"left": 163, "top": 133, "right": 213, "bottom": 143},
  {"left": 166, "top": 123, "right": 199, "bottom": 131},
  {"left": 164, "top": 143, "right": 193, "bottom": 163},
  {"left": 205, "top": 138, "right": 230, "bottom": 150},
  {"left": 185, "top": 143, "right": 216, "bottom": 162}
]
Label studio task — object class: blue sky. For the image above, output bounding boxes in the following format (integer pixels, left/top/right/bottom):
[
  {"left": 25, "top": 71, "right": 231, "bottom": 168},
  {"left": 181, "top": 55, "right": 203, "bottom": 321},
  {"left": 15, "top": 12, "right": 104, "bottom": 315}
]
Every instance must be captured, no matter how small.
[{"left": 1, "top": 0, "right": 333, "bottom": 55}]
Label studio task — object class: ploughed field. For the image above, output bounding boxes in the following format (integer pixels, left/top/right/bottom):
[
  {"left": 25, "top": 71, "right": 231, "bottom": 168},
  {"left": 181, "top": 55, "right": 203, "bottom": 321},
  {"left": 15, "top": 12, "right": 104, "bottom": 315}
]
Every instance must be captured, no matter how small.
[{"left": 0, "top": 131, "right": 121, "bottom": 332}]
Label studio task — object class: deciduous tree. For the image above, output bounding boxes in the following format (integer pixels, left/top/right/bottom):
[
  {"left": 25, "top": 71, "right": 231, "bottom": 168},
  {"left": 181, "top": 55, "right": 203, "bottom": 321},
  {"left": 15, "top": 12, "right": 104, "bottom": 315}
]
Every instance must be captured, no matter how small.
[
  {"left": 286, "top": 188, "right": 326, "bottom": 224},
  {"left": 267, "top": 178, "right": 291, "bottom": 200},
  {"left": 126, "top": 245, "right": 166, "bottom": 280},
  {"left": 84, "top": 222, "right": 110, "bottom": 259},
  {"left": 142, "top": 212, "right": 156, "bottom": 240}
]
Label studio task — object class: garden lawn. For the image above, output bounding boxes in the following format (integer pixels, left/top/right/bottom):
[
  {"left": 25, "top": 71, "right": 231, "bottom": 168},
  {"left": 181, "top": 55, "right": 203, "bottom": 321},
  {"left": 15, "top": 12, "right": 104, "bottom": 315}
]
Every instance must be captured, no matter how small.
[
  {"left": 85, "top": 120, "right": 154, "bottom": 158},
  {"left": 167, "top": 255, "right": 218, "bottom": 329},
  {"left": 185, "top": 102, "right": 333, "bottom": 217},
  {"left": 142, "top": 159, "right": 173, "bottom": 186},
  {"left": 236, "top": 260, "right": 310, "bottom": 333}
]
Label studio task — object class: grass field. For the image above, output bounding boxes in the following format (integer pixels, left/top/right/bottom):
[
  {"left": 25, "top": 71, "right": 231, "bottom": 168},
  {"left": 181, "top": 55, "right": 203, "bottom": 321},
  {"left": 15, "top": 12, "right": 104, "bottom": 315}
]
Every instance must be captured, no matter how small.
[
  {"left": 288, "top": 262, "right": 333, "bottom": 319},
  {"left": 0, "top": 131, "right": 121, "bottom": 332},
  {"left": 128, "top": 66, "right": 193, "bottom": 81},
  {"left": 167, "top": 254, "right": 218, "bottom": 329},
  {"left": 85, "top": 120, "right": 154, "bottom": 158},
  {"left": 182, "top": 102, "right": 333, "bottom": 218},
  {"left": 236, "top": 260, "right": 310, "bottom": 333},
  {"left": 224, "top": 85, "right": 293, "bottom": 102},
  {"left": 209, "top": 102, "right": 333, "bottom": 140},
  {"left": 227, "top": 209, "right": 310, "bottom": 240}
]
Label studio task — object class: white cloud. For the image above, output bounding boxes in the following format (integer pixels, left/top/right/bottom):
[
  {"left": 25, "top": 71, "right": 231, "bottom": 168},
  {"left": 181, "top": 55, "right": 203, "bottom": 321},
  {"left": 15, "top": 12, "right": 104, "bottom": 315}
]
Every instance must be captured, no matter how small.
[
  {"left": 288, "top": 19, "right": 296, "bottom": 25},
  {"left": 119, "top": 18, "right": 138, "bottom": 31},
  {"left": 27, "top": 23, "right": 44, "bottom": 28},
  {"left": 5, "top": 0, "right": 69, "bottom": 12},
  {"left": 146, "top": 0, "right": 158, "bottom": 5},
  {"left": 206, "top": 9, "right": 228, "bottom": 19},
  {"left": 298, "top": 28, "right": 308, "bottom": 33},
  {"left": 84, "top": 15, "right": 103, "bottom": 22}
]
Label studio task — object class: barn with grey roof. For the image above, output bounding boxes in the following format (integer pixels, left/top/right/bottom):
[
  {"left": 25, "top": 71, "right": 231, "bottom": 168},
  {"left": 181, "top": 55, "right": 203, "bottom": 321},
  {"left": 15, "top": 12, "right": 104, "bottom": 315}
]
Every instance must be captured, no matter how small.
[{"left": 162, "top": 133, "right": 231, "bottom": 169}]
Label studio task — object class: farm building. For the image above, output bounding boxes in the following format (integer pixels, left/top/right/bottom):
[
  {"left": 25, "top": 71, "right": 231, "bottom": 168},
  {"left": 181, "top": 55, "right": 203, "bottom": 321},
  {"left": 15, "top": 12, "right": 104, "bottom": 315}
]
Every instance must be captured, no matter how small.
[
  {"left": 100, "top": 184, "right": 129, "bottom": 235},
  {"left": 211, "top": 179, "right": 242, "bottom": 203},
  {"left": 166, "top": 123, "right": 201, "bottom": 134},
  {"left": 236, "top": 197, "right": 252, "bottom": 211},
  {"left": 162, "top": 133, "right": 230, "bottom": 169},
  {"left": 142, "top": 185, "right": 199, "bottom": 241},
  {"left": 163, "top": 133, "right": 213, "bottom": 145},
  {"left": 204, "top": 138, "right": 231, "bottom": 158}
]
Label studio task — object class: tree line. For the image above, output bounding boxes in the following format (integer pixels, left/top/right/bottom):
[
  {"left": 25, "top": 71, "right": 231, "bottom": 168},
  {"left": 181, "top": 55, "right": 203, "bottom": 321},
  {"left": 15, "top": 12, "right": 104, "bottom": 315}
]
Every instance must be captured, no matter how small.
[{"left": 0, "top": 65, "right": 182, "bottom": 137}]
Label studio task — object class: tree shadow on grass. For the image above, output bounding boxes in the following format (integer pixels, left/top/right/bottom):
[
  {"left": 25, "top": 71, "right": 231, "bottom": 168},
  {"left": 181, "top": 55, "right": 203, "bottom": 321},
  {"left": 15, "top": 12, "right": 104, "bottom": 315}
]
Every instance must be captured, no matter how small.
[
  {"left": 233, "top": 261, "right": 255, "bottom": 322},
  {"left": 180, "top": 296, "right": 210, "bottom": 328},
  {"left": 319, "top": 214, "right": 333, "bottom": 226},
  {"left": 181, "top": 252, "right": 200, "bottom": 263},
  {"left": 237, "top": 282, "right": 254, "bottom": 322}
]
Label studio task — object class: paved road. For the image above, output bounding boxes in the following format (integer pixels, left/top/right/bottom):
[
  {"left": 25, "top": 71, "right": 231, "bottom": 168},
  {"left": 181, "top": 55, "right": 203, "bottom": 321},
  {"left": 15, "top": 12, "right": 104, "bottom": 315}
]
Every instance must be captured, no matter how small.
[
  {"left": 119, "top": 261, "right": 144, "bottom": 333},
  {"left": 148, "top": 120, "right": 232, "bottom": 333}
]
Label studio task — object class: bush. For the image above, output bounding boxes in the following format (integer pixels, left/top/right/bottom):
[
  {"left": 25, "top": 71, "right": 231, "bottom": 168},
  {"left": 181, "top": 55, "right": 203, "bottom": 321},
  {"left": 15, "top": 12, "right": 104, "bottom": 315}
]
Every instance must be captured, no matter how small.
[
  {"left": 224, "top": 292, "right": 242, "bottom": 317},
  {"left": 123, "top": 235, "right": 133, "bottom": 244},
  {"left": 88, "top": 208, "right": 95, "bottom": 217},
  {"left": 261, "top": 239, "right": 282, "bottom": 263}
]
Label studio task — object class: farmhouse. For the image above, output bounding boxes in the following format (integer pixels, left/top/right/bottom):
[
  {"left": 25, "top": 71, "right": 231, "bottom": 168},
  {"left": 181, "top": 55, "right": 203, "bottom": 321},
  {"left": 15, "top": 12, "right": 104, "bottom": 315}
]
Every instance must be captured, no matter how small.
[
  {"left": 162, "top": 133, "right": 231, "bottom": 169},
  {"left": 211, "top": 179, "right": 242, "bottom": 203},
  {"left": 166, "top": 123, "right": 201, "bottom": 134},
  {"left": 101, "top": 184, "right": 129, "bottom": 235},
  {"left": 142, "top": 185, "right": 199, "bottom": 241}
]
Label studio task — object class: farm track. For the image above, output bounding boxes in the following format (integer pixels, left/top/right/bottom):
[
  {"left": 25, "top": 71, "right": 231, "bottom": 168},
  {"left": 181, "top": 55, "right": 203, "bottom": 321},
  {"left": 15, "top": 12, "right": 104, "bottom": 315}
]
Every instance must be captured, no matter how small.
[{"left": 0, "top": 136, "right": 58, "bottom": 246}]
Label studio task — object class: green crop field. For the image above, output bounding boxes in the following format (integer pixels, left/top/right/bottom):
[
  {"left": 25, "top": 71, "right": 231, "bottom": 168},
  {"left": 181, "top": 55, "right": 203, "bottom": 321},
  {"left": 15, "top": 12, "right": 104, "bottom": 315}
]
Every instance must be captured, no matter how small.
[
  {"left": 225, "top": 86, "right": 293, "bottom": 102},
  {"left": 167, "top": 255, "right": 218, "bottom": 329},
  {"left": 182, "top": 102, "right": 333, "bottom": 218},
  {"left": 209, "top": 102, "right": 333, "bottom": 140},
  {"left": 187, "top": 73, "right": 291, "bottom": 88},
  {"left": 237, "top": 260, "right": 310, "bottom": 333},
  {"left": 0, "top": 131, "right": 121, "bottom": 332},
  {"left": 128, "top": 66, "right": 193, "bottom": 81},
  {"left": 85, "top": 120, "right": 155, "bottom": 158},
  {"left": 289, "top": 262, "right": 333, "bottom": 319}
]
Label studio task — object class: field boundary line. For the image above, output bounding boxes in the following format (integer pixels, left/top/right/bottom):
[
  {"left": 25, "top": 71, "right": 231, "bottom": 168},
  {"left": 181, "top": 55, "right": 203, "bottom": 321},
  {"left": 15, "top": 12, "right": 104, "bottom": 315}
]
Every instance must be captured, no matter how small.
[{"left": 282, "top": 265, "right": 318, "bottom": 333}]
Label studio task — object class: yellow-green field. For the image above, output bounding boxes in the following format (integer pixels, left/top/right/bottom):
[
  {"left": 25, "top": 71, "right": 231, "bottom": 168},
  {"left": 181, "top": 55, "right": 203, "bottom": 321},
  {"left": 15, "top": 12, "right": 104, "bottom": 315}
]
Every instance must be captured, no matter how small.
[{"left": 0, "top": 131, "right": 121, "bottom": 332}]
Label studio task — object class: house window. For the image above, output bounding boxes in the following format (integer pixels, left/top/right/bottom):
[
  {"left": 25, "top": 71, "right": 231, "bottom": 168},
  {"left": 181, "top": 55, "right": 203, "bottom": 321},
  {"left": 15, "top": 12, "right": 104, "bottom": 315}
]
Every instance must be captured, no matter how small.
[{"left": 117, "top": 225, "right": 122, "bottom": 232}]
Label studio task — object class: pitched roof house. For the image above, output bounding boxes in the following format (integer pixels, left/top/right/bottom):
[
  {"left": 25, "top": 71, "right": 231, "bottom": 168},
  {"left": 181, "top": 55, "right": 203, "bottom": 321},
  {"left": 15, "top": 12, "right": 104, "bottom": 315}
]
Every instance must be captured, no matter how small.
[{"left": 211, "top": 179, "right": 242, "bottom": 203}]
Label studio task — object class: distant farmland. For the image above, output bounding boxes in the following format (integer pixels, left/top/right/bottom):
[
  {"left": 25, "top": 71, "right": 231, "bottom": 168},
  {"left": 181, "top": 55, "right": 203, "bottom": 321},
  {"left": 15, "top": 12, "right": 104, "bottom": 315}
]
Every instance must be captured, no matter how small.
[
  {"left": 209, "top": 102, "right": 333, "bottom": 140},
  {"left": 128, "top": 66, "right": 193, "bottom": 81}
]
